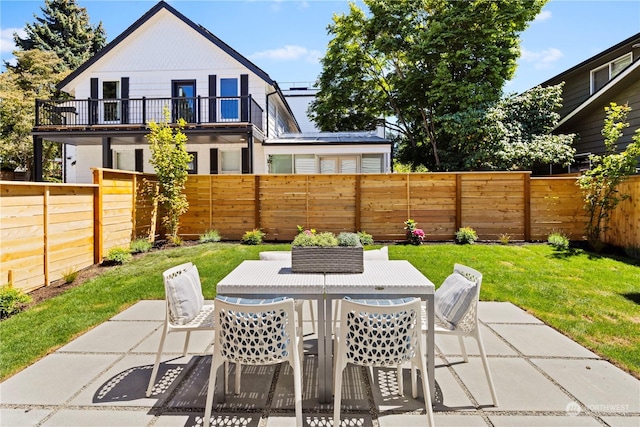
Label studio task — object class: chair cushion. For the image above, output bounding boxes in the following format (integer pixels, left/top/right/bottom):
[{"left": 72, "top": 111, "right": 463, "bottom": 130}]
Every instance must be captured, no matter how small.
[
  {"left": 434, "top": 272, "right": 476, "bottom": 329},
  {"left": 216, "top": 295, "right": 288, "bottom": 305},
  {"left": 259, "top": 251, "right": 291, "bottom": 261},
  {"left": 344, "top": 296, "right": 415, "bottom": 306},
  {"left": 166, "top": 264, "right": 204, "bottom": 325},
  {"left": 363, "top": 246, "right": 389, "bottom": 261}
]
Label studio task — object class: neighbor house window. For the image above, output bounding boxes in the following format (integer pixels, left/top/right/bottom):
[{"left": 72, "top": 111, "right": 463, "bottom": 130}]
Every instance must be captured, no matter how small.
[
  {"left": 220, "top": 149, "right": 241, "bottom": 173},
  {"left": 269, "top": 155, "right": 293, "bottom": 173},
  {"left": 319, "top": 156, "right": 358, "bottom": 173},
  {"left": 114, "top": 150, "right": 135, "bottom": 171},
  {"left": 361, "top": 154, "right": 384, "bottom": 173},
  {"left": 103, "top": 81, "right": 120, "bottom": 122},
  {"left": 187, "top": 152, "right": 197, "bottom": 174},
  {"left": 292, "top": 155, "right": 314, "bottom": 173},
  {"left": 590, "top": 53, "right": 632, "bottom": 93},
  {"left": 220, "top": 78, "right": 239, "bottom": 120}
]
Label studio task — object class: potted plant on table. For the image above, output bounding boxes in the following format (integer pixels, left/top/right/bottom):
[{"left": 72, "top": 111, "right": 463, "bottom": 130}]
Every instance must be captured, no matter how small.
[{"left": 291, "top": 228, "right": 364, "bottom": 273}]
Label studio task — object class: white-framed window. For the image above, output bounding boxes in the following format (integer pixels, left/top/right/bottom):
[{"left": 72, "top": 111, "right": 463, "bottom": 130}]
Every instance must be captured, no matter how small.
[
  {"left": 319, "top": 156, "right": 359, "bottom": 174},
  {"left": 269, "top": 154, "right": 293, "bottom": 173},
  {"left": 361, "top": 154, "right": 384, "bottom": 173},
  {"left": 114, "top": 150, "right": 135, "bottom": 171},
  {"left": 102, "top": 81, "right": 120, "bottom": 122},
  {"left": 220, "top": 149, "right": 241, "bottom": 173},
  {"left": 590, "top": 53, "right": 632, "bottom": 94}
]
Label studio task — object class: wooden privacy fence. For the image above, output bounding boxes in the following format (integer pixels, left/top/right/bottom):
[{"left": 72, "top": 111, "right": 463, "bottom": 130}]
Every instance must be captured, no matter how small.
[
  {"left": 1, "top": 170, "right": 638, "bottom": 293},
  {"left": 1, "top": 169, "right": 157, "bottom": 292},
  {"left": 180, "top": 172, "right": 593, "bottom": 242}
]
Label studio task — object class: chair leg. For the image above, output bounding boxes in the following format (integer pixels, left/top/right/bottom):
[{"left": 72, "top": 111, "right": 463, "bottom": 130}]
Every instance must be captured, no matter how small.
[
  {"left": 475, "top": 332, "right": 499, "bottom": 406},
  {"left": 234, "top": 362, "right": 242, "bottom": 395},
  {"left": 204, "top": 354, "right": 225, "bottom": 427},
  {"left": 333, "top": 364, "right": 344, "bottom": 427},
  {"left": 308, "top": 300, "right": 316, "bottom": 334},
  {"left": 146, "top": 323, "right": 168, "bottom": 397},
  {"left": 415, "top": 356, "right": 435, "bottom": 427},
  {"left": 397, "top": 366, "right": 404, "bottom": 396},
  {"left": 182, "top": 331, "right": 191, "bottom": 357},
  {"left": 458, "top": 335, "right": 468, "bottom": 362},
  {"left": 292, "top": 349, "right": 303, "bottom": 426}
]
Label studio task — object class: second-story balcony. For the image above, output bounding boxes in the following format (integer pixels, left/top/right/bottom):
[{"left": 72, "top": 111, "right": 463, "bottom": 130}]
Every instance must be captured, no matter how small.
[{"left": 35, "top": 95, "right": 264, "bottom": 132}]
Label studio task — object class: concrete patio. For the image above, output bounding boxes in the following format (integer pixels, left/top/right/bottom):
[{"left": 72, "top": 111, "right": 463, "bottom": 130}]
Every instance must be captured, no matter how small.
[{"left": 1, "top": 301, "right": 638, "bottom": 427}]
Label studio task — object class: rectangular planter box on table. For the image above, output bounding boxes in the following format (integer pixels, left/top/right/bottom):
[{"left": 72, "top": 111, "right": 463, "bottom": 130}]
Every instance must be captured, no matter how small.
[{"left": 291, "top": 246, "right": 364, "bottom": 273}]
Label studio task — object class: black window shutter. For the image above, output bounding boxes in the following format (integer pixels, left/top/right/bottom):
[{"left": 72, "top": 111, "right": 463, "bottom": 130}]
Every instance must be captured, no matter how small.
[
  {"left": 210, "top": 148, "right": 219, "bottom": 174},
  {"left": 135, "top": 148, "right": 143, "bottom": 172},
  {"left": 90, "top": 78, "right": 98, "bottom": 125},
  {"left": 242, "top": 147, "right": 250, "bottom": 174},
  {"left": 209, "top": 75, "right": 217, "bottom": 123},
  {"left": 121, "top": 77, "right": 129, "bottom": 124},
  {"left": 240, "top": 74, "right": 248, "bottom": 122}
]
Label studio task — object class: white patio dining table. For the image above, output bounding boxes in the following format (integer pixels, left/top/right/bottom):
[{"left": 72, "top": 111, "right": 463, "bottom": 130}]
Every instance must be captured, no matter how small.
[{"left": 216, "top": 259, "right": 435, "bottom": 404}]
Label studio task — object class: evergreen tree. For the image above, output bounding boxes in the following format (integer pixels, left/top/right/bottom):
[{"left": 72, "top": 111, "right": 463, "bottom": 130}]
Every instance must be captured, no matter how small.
[{"left": 13, "top": 0, "right": 106, "bottom": 71}]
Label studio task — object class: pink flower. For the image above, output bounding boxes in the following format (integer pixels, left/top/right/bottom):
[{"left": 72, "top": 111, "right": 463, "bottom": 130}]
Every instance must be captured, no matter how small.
[{"left": 412, "top": 229, "right": 425, "bottom": 240}]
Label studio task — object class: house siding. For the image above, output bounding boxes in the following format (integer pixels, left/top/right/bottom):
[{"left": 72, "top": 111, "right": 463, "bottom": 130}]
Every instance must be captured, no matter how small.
[
  {"left": 557, "top": 75, "right": 640, "bottom": 157},
  {"left": 62, "top": 9, "right": 270, "bottom": 118}
]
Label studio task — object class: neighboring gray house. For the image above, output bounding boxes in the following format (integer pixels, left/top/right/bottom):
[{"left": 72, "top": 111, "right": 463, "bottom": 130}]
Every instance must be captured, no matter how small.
[
  {"left": 32, "top": 1, "right": 391, "bottom": 183},
  {"left": 539, "top": 32, "right": 640, "bottom": 174}
]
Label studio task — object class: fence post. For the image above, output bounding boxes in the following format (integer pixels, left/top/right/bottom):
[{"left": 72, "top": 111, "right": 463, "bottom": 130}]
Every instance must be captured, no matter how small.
[
  {"left": 524, "top": 172, "right": 531, "bottom": 242},
  {"left": 43, "top": 185, "right": 50, "bottom": 286},
  {"left": 455, "top": 174, "right": 462, "bottom": 230},
  {"left": 254, "top": 175, "right": 261, "bottom": 230},
  {"left": 93, "top": 169, "right": 104, "bottom": 264},
  {"left": 355, "top": 175, "right": 361, "bottom": 232},
  {"left": 132, "top": 174, "right": 137, "bottom": 240}
]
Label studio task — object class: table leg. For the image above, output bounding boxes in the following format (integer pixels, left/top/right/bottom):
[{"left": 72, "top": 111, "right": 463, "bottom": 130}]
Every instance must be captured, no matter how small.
[
  {"left": 316, "top": 296, "right": 329, "bottom": 403},
  {"left": 427, "top": 295, "right": 435, "bottom": 401}
]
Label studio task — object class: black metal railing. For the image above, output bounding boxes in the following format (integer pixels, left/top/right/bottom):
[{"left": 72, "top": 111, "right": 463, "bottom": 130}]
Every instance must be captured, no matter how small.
[{"left": 35, "top": 95, "right": 263, "bottom": 131}]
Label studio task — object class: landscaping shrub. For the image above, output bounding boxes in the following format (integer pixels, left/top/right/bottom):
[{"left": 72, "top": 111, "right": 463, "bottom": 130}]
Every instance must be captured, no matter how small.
[
  {"left": 498, "top": 233, "right": 511, "bottom": 245},
  {"left": 548, "top": 231, "right": 570, "bottom": 250},
  {"left": 105, "top": 247, "right": 133, "bottom": 264},
  {"left": 130, "top": 238, "right": 153, "bottom": 254},
  {"left": 404, "top": 219, "right": 425, "bottom": 245},
  {"left": 292, "top": 230, "right": 338, "bottom": 247},
  {"left": 241, "top": 229, "right": 265, "bottom": 245},
  {"left": 455, "top": 226, "right": 478, "bottom": 244},
  {"left": 0, "top": 286, "right": 32, "bottom": 319},
  {"left": 337, "top": 232, "right": 360, "bottom": 247},
  {"left": 199, "top": 229, "right": 221, "bottom": 243},
  {"left": 61, "top": 267, "right": 79, "bottom": 284},
  {"left": 357, "top": 231, "right": 374, "bottom": 246}
]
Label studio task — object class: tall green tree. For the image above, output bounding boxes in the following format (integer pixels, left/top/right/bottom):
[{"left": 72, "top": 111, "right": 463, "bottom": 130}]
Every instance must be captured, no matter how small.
[
  {"left": 147, "top": 108, "right": 192, "bottom": 243},
  {"left": 0, "top": 50, "right": 68, "bottom": 180},
  {"left": 12, "top": 0, "right": 106, "bottom": 71},
  {"left": 309, "top": 0, "right": 545, "bottom": 170},
  {"left": 453, "top": 84, "right": 576, "bottom": 170}
]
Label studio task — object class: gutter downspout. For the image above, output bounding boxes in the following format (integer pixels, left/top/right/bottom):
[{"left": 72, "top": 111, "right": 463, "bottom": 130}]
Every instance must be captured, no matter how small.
[{"left": 266, "top": 89, "right": 278, "bottom": 138}]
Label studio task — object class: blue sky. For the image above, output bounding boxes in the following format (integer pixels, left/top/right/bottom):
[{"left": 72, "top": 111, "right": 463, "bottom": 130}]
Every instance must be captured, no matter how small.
[{"left": 1, "top": 0, "right": 639, "bottom": 94}]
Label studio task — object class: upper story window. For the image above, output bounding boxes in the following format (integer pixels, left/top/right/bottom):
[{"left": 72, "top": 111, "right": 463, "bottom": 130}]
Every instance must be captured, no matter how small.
[
  {"left": 591, "top": 53, "right": 633, "bottom": 94},
  {"left": 103, "top": 81, "right": 120, "bottom": 122}
]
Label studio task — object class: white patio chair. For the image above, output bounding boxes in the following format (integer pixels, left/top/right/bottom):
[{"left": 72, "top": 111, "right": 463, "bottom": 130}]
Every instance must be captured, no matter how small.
[
  {"left": 259, "top": 251, "right": 316, "bottom": 334},
  {"left": 203, "top": 296, "right": 303, "bottom": 427},
  {"left": 146, "top": 262, "right": 217, "bottom": 397},
  {"left": 334, "top": 297, "right": 435, "bottom": 427},
  {"left": 422, "top": 263, "right": 499, "bottom": 406}
]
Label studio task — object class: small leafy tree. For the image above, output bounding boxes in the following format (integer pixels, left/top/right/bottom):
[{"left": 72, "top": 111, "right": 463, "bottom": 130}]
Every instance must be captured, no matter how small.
[
  {"left": 578, "top": 103, "right": 640, "bottom": 251},
  {"left": 146, "top": 108, "right": 192, "bottom": 243}
]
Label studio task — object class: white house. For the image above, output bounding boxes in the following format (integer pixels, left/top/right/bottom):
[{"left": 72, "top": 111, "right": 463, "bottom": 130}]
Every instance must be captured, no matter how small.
[{"left": 32, "top": 1, "right": 391, "bottom": 183}]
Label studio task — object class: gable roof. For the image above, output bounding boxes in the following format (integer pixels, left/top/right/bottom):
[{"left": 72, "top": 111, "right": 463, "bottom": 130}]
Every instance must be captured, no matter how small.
[
  {"left": 538, "top": 31, "right": 640, "bottom": 89},
  {"left": 57, "top": 1, "right": 276, "bottom": 89},
  {"left": 555, "top": 58, "right": 640, "bottom": 129}
]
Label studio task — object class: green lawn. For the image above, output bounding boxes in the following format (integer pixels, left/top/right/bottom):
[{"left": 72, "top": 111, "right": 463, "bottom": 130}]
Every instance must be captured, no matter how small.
[{"left": 1, "top": 242, "right": 638, "bottom": 381}]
